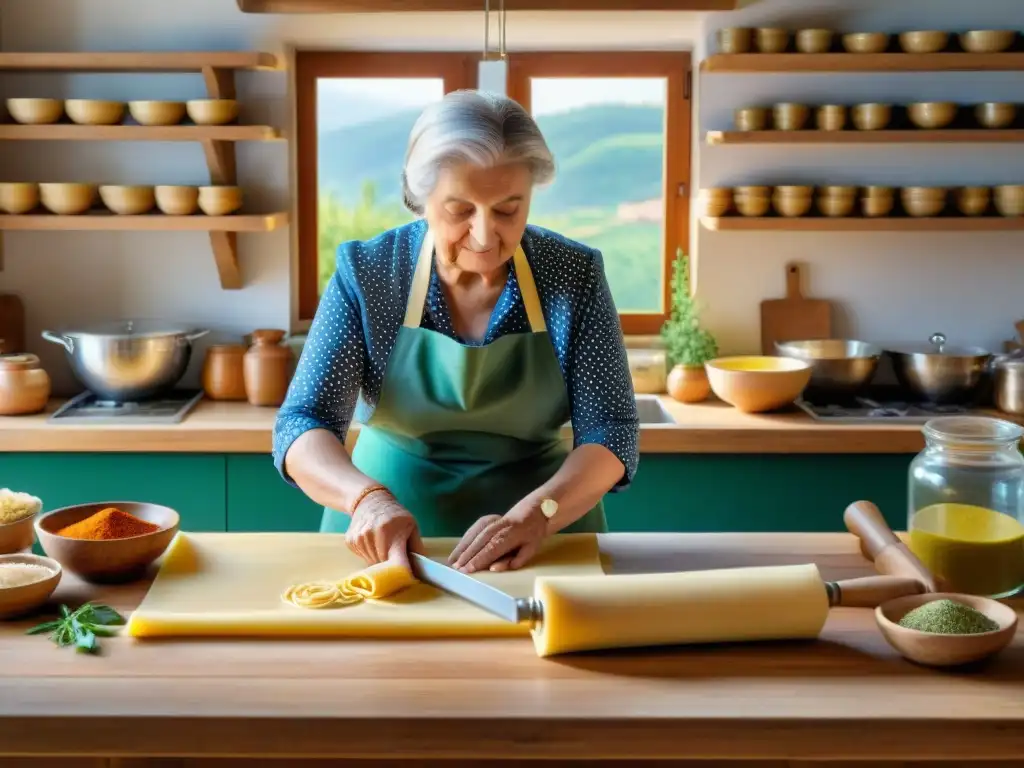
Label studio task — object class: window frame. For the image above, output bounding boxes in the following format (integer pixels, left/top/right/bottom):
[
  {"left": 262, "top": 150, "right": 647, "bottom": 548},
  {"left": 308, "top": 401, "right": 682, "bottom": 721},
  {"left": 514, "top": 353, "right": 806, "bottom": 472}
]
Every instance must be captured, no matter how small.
[{"left": 507, "top": 52, "right": 692, "bottom": 336}]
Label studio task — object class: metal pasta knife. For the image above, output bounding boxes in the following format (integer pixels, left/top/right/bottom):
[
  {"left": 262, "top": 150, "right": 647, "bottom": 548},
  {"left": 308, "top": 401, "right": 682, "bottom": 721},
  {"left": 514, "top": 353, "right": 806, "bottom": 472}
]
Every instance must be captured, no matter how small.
[{"left": 409, "top": 553, "right": 543, "bottom": 626}]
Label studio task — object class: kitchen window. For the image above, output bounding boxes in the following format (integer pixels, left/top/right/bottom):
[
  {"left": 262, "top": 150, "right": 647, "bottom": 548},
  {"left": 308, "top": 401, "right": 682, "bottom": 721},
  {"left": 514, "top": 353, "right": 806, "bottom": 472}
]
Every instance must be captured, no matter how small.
[{"left": 295, "top": 50, "right": 692, "bottom": 335}]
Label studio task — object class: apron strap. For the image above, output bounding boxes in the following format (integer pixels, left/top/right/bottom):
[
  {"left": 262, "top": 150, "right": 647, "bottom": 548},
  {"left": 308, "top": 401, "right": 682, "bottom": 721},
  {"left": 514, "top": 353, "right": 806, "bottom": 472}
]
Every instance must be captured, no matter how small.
[{"left": 402, "top": 229, "right": 547, "bottom": 334}]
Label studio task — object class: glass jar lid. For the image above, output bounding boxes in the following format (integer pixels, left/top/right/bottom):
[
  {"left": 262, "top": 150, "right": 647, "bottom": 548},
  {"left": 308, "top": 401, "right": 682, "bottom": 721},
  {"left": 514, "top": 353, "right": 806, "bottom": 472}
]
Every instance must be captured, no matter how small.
[{"left": 923, "top": 415, "right": 1024, "bottom": 447}]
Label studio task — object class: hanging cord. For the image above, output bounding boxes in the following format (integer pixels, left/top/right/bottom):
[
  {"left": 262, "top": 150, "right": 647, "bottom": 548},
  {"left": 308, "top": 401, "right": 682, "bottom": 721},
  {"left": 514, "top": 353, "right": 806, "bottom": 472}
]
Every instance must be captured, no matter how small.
[{"left": 483, "top": 0, "right": 507, "bottom": 61}]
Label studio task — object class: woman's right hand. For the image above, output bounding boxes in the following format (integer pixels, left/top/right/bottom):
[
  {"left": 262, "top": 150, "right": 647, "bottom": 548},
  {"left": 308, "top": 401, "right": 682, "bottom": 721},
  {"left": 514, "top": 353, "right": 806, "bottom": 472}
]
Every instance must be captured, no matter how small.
[{"left": 345, "top": 489, "right": 424, "bottom": 570}]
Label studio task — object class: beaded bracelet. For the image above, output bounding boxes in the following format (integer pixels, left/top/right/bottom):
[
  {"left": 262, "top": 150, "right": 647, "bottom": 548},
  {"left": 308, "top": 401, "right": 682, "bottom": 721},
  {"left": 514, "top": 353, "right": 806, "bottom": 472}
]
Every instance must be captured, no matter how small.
[{"left": 350, "top": 483, "right": 391, "bottom": 514}]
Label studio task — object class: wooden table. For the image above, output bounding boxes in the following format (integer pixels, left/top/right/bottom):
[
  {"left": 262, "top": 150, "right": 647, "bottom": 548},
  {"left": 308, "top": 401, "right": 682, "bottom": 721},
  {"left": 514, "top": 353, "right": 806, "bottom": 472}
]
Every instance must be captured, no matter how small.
[{"left": 0, "top": 533, "right": 1021, "bottom": 767}]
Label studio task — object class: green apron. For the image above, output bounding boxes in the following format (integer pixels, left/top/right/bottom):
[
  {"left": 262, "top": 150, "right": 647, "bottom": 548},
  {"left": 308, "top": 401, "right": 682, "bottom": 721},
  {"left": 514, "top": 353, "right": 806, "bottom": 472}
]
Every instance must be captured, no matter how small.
[{"left": 321, "top": 227, "right": 607, "bottom": 538}]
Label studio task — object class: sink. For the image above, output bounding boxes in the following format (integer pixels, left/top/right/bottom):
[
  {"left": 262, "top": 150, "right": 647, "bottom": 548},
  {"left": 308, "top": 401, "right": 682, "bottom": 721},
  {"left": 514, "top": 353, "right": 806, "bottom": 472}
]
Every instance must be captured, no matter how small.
[{"left": 634, "top": 395, "right": 677, "bottom": 425}]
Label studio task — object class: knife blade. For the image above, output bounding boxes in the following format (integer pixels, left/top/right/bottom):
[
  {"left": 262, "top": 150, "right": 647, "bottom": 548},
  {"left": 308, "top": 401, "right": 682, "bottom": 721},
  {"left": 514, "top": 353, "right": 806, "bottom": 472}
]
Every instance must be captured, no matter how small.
[{"left": 409, "top": 552, "right": 542, "bottom": 625}]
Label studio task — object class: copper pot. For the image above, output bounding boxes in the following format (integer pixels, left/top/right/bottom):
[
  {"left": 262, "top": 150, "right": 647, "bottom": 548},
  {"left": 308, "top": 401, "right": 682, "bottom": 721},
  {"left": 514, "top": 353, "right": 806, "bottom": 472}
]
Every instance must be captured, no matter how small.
[{"left": 0, "top": 353, "right": 51, "bottom": 415}]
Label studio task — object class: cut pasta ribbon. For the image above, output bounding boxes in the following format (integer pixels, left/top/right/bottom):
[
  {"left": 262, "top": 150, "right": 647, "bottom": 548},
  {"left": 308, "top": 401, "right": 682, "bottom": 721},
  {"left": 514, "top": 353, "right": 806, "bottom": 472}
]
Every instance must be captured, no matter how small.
[{"left": 283, "top": 560, "right": 419, "bottom": 610}]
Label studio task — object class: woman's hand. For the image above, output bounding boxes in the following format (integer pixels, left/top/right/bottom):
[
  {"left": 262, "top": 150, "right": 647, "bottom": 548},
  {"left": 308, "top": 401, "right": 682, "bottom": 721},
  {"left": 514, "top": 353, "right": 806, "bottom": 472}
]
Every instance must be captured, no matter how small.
[
  {"left": 345, "top": 490, "right": 425, "bottom": 570},
  {"left": 448, "top": 503, "right": 548, "bottom": 574}
]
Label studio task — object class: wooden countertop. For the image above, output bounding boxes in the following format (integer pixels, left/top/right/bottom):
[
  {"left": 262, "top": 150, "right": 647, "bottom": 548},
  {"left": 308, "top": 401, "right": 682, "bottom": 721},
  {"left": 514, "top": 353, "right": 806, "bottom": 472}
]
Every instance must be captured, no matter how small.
[
  {"left": 0, "top": 532, "right": 1020, "bottom": 762},
  {"left": 5, "top": 396, "right": 1012, "bottom": 454}
]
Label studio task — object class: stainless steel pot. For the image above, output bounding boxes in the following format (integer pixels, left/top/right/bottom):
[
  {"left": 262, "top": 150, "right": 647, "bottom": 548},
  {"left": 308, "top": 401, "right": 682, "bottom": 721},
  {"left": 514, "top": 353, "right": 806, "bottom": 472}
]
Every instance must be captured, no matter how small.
[
  {"left": 992, "top": 352, "right": 1024, "bottom": 414},
  {"left": 885, "top": 332, "right": 991, "bottom": 404},
  {"left": 42, "top": 320, "right": 209, "bottom": 402},
  {"left": 774, "top": 339, "right": 881, "bottom": 396}
]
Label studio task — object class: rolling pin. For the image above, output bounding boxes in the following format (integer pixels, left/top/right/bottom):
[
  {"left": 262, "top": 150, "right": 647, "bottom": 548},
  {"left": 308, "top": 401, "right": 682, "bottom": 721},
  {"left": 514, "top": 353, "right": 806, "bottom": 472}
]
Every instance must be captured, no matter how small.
[{"left": 843, "top": 500, "right": 940, "bottom": 592}]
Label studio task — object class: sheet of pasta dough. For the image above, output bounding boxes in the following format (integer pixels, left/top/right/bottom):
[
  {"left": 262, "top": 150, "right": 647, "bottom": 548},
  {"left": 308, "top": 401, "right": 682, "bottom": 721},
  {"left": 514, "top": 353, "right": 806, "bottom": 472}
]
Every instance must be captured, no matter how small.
[{"left": 127, "top": 532, "right": 603, "bottom": 638}]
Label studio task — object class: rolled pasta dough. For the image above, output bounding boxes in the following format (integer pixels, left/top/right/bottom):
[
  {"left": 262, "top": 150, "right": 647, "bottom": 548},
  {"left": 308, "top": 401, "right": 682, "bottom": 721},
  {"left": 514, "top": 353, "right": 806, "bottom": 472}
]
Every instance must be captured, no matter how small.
[{"left": 283, "top": 560, "right": 418, "bottom": 609}]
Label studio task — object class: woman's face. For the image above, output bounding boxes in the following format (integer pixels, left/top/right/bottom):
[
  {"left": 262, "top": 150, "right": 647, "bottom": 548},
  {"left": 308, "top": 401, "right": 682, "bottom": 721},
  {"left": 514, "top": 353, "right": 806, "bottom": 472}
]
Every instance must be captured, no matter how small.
[{"left": 424, "top": 160, "right": 532, "bottom": 274}]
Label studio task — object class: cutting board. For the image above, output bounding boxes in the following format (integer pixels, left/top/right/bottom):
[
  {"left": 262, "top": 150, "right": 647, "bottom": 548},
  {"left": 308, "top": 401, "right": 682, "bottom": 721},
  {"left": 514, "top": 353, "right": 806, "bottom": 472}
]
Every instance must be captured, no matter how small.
[
  {"left": 127, "top": 532, "right": 604, "bottom": 638},
  {"left": 0, "top": 294, "right": 25, "bottom": 354},
  {"left": 760, "top": 263, "right": 832, "bottom": 355}
]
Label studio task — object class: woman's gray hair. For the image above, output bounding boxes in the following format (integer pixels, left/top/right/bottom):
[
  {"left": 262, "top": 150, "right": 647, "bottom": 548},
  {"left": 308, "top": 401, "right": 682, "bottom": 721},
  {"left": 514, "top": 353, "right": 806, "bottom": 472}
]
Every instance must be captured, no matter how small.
[{"left": 401, "top": 90, "right": 556, "bottom": 215}]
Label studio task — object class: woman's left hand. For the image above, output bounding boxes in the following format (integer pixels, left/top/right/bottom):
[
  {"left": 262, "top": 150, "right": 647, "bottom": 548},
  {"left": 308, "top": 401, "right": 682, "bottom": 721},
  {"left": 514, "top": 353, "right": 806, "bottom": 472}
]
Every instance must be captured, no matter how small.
[{"left": 448, "top": 503, "right": 548, "bottom": 573}]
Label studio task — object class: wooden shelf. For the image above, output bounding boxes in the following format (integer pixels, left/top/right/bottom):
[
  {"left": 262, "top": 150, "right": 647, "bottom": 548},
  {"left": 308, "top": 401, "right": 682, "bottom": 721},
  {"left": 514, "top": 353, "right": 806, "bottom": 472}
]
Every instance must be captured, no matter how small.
[
  {"left": 702, "top": 216, "right": 1024, "bottom": 232},
  {"left": 707, "top": 129, "right": 1024, "bottom": 145},
  {"left": 0, "top": 124, "right": 281, "bottom": 142},
  {"left": 701, "top": 52, "right": 1024, "bottom": 73},
  {"left": 238, "top": 0, "right": 735, "bottom": 10},
  {"left": 0, "top": 51, "right": 280, "bottom": 72},
  {"left": 0, "top": 212, "right": 287, "bottom": 232}
]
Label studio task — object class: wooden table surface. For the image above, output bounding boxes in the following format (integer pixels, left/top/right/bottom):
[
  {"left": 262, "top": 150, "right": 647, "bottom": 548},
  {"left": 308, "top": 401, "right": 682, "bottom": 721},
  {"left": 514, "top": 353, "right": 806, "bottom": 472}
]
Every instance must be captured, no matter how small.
[{"left": 0, "top": 532, "right": 1021, "bottom": 765}]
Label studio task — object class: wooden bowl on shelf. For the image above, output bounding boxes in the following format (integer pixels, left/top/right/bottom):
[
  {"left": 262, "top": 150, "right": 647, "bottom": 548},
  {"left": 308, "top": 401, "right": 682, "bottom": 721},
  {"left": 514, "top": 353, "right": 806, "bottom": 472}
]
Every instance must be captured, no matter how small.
[
  {"left": 898, "top": 30, "right": 949, "bottom": 53},
  {"left": 717, "top": 27, "right": 753, "bottom": 53},
  {"left": 128, "top": 100, "right": 186, "bottom": 126},
  {"left": 186, "top": 99, "right": 239, "bottom": 126},
  {"left": 975, "top": 102, "right": 1016, "bottom": 129},
  {"left": 99, "top": 185, "right": 156, "bottom": 215},
  {"left": 900, "top": 187, "right": 948, "bottom": 217},
  {"left": 5, "top": 98, "right": 64, "bottom": 125},
  {"left": 0, "top": 182, "right": 40, "bottom": 214},
  {"left": 155, "top": 185, "right": 199, "bottom": 215},
  {"left": 994, "top": 185, "right": 1024, "bottom": 217},
  {"left": 705, "top": 356, "right": 812, "bottom": 414},
  {"left": 816, "top": 186, "right": 857, "bottom": 218},
  {"left": 39, "top": 183, "right": 97, "bottom": 215},
  {"left": 772, "top": 103, "right": 809, "bottom": 131},
  {"left": 755, "top": 28, "right": 789, "bottom": 53},
  {"left": 0, "top": 553, "right": 62, "bottom": 620},
  {"left": 700, "top": 188, "right": 733, "bottom": 217},
  {"left": 959, "top": 30, "right": 1017, "bottom": 53},
  {"left": 876, "top": 593, "right": 1018, "bottom": 668},
  {"left": 954, "top": 187, "right": 991, "bottom": 217},
  {"left": 861, "top": 186, "right": 895, "bottom": 218},
  {"left": 735, "top": 107, "right": 769, "bottom": 131},
  {"left": 64, "top": 99, "right": 125, "bottom": 126},
  {"left": 842, "top": 32, "right": 890, "bottom": 53},
  {"left": 795, "top": 28, "right": 833, "bottom": 53},
  {"left": 198, "top": 186, "right": 243, "bottom": 216},
  {"left": 34, "top": 501, "right": 180, "bottom": 584},
  {"left": 907, "top": 102, "right": 958, "bottom": 129},
  {"left": 816, "top": 105, "right": 847, "bottom": 131},
  {"left": 772, "top": 186, "right": 813, "bottom": 217},
  {"left": 852, "top": 103, "right": 892, "bottom": 131},
  {"left": 732, "top": 186, "right": 770, "bottom": 217}
]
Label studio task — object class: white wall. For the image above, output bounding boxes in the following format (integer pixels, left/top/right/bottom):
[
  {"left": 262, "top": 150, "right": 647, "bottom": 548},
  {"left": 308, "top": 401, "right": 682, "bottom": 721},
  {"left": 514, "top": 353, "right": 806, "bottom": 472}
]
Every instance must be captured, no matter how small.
[{"left": 0, "top": 0, "right": 1021, "bottom": 396}]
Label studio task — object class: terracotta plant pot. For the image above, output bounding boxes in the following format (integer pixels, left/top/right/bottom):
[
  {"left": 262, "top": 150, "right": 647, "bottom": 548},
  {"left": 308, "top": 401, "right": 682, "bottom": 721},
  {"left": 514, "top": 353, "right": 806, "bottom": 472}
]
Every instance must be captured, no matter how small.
[{"left": 667, "top": 364, "right": 711, "bottom": 404}]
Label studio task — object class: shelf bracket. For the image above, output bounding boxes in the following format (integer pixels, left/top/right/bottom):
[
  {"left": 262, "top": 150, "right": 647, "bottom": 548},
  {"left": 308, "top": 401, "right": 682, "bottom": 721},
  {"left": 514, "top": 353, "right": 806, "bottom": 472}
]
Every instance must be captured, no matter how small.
[
  {"left": 210, "top": 231, "right": 242, "bottom": 289},
  {"left": 202, "top": 139, "right": 237, "bottom": 185},
  {"left": 201, "top": 66, "right": 243, "bottom": 289},
  {"left": 202, "top": 66, "right": 237, "bottom": 100}
]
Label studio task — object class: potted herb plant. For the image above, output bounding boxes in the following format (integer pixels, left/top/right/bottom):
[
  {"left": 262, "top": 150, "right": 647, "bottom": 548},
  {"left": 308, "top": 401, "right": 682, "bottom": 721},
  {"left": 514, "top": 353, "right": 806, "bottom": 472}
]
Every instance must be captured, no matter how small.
[{"left": 660, "top": 250, "right": 719, "bottom": 403}]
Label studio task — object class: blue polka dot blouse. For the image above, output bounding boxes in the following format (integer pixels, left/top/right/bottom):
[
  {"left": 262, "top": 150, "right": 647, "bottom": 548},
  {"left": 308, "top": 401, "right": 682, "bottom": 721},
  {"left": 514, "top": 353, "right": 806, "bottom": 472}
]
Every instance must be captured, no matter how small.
[{"left": 272, "top": 218, "right": 640, "bottom": 491}]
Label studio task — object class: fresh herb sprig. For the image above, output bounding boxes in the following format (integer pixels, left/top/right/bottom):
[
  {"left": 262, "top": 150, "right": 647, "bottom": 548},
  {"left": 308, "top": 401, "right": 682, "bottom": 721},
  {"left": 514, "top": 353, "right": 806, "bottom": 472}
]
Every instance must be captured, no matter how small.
[{"left": 26, "top": 603, "right": 126, "bottom": 654}]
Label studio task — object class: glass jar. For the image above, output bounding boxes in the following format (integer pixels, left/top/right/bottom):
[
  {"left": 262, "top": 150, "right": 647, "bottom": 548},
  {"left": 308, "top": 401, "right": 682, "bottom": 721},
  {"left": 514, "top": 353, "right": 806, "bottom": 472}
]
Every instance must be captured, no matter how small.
[{"left": 907, "top": 416, "right": 1024, "bottom": 598}]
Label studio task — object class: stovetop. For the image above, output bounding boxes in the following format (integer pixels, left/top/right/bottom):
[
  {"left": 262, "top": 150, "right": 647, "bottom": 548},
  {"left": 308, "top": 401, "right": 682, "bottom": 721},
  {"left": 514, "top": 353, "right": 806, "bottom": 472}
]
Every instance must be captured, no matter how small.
[
  {"left": 49, "top": 389, "right": 204, "bottom": 424},
  {"left": 796, "top": 388, "right": 976, "bottom": 423}
]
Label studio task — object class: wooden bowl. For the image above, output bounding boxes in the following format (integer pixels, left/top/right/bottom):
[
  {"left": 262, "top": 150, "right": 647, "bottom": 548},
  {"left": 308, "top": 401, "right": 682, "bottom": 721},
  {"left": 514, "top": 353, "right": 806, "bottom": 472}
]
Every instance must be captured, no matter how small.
[
  {"left": 733, "top": 187, "right": 771, "bottom": 217},
  {"left": 755, "top": 28, "right": 789, "bottom": 53},
  {"left": 186, "top": 99, "right": 239, "bottom": 126},
  {"left": 795, "top": 29, "right": 833, "bottom": 53},
  {"left": 876, "top": 593, "right": 1018, "bottom": 668},
  {"left": 772, "top": 103, "right": 809, "bottom": 131},
  {"left": 705, "top": 356, "right": 812, "bottom": 413},
  {"left": 717, "top": 27, "right": 753, "bottom": 53},
  {"left": 128, "top": 100, "right": 186, "bottom": 126},
  {"left": 954, "top": 186, "right": 991, "bottom": 217},
  {"left": 908, "top": 102, "right": 958, "bottom": 129},
  {"left": 959, "top": 30, "right": 1017, "bottom": 53},
  {"left": 852, "top": 103, "right": 892, "bottom": 131},
  {"left": 772, "top": 187, "right": 813, "bottom": 217},
  {"left": 899, "top": 30, "right": 949, "bottom": 53},
  {"left": 735, "top": 107, "right": 768, "bottom": 131},
  {"left": 5, "top": 98, "right": 64, "bottom": 125},
  {"left": 0, "top": 182, "right": 40, "bottom": 214},
  {"left": 994, "top": 185, "right": 1024, "bottom": 217},
  {"left": 34, "top": 501, "right": 180, "bottom": 584},
  {"left": 700, "top": 188, "right": 733, "bottom": 217},
  {"left": 975, "top": 102, "right": 1016, "bottom": 129},
  {"left": 0, "top": 554, "right": 62, "bottom": 620},
  {"left": 198, "top": 185, "right": 243, "bottom": 216},
  {"left": 861, "top": 195, "right": 895, "bottom": 218},
  {"left": 842, "top": 32, "right": 890, "bottom": 53},
  {"left": 65, "top": 99, "right": 125, "bottom": 126},
  {"left": 0, "top": 494, "right": 42, "bottom": 554},
  {"left": 39, "top": 183, "right": 97, "bottom": 215},
  {"left": 816, "top": 105, "right": 847, "bottom": 131},
  {"left": 99, "top": 185, "right": 155, "bottom": 215},
  {"left": 155, "top": 185, "right": 199, "bottom": 215},
  {"left": 900, "top": 187, "right": 947, "bottom": 217},
  {"left": 817, "top": 187, "right": 857, "bottom": 217}
]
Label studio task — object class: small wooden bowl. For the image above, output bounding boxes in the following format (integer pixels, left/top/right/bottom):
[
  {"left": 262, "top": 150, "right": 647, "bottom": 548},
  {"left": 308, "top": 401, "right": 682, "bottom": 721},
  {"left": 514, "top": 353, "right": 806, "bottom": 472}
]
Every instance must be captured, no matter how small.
[
  {"left": 198, "top": 185, "right": 243, "bottom": 216},
  {"left": 842, "top": 32, "right": 890, "bottom": 53},
  {"left": 34, "top": 501, "right": 180, "bottom": 584},
  {"left": 975, "top": 102, "right": 1016, "bottom": 129},
  {"left": 908, "top": 102, "right": 958, "bottom": 129},
  {"left": 65, "top": 99, "right": 125, "bottom": 126},
  {"left": 899, "top": 30, "right": 949, "bottom": 53},
  {"left": 5, "top": 98, "right": 64, "bottom": 125},
  {"left": 735, "top": 107, "right": 769, "bottom": 131},
  {"left": 39, "top": 183, "right": 97, "bottom": 215},
  {"left": 755, "top": 28, "right": 790, "bottom": 53},
  {"left": 901, "top": 187, "right": 947, "bottom": 217},
  {"left": 852, "top": 103, "right": 892, "bottom": 131},
  {"left": 773, "top": 103, "right": 810, "bottom": 131},
  {"left": 155, "top": 185, "right": 199, "bottom": 215},
  {"left": 772, "top": 188, "right": 813, "bottom": 217},
  {"left": 128, "top": 100, "right": 186, "bottom": 126},
  {"left": 0, "top": 554, "right": 62, "bottom": 620},
  {"left": 876, "top": 593, "right": 1018, "bottom": 668},
  {"left": 0, "top": 502, "right": 41, "bottom": 555},
  {"left": 816, "top": 105, "right": 847, "bottom": 131},
  {"left": 861, "top": 194, "right": 895, "bottom": 218},
  {"left": 0, "top": 182, "right": 40, "bottom": 214},
  {"left": 994, "top": 185, "right": 1024, "bottom": 217},
  {"left": 186, "top": 99, "right": 239, "bottom": 126},
  {"left": 733, "top": 191, "right": 770, "bottom": 217},
  {"left": 795, "top": 28, "right": 833, "bottom": 53},
  {"left": 959, "top": 30, "right": 1017, "bottom": 53},
  {"left": 954, "top": 186, "right": 991, "bottom": 217},
  {"left": 99, "top": 185, "right": 156, "bottom": 215},
  {"left": 700, "top": 188, "right": 733, "bottom": 217},
  {"left": 717, "top": 27, "right": 753, "bottom": 54}
]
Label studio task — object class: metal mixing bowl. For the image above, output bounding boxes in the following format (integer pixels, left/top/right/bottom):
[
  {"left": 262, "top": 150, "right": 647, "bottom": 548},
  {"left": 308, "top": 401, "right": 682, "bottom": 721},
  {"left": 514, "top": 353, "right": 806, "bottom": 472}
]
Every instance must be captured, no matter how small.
[
  {"left": 885, "top": 332, "right": 991, "bottom": 404},
  {"left": 774, "top": 339, "right": 881, "bottom": 396},
  {"left": 42, "top": 320, "right": 209, "bottom": 401}
]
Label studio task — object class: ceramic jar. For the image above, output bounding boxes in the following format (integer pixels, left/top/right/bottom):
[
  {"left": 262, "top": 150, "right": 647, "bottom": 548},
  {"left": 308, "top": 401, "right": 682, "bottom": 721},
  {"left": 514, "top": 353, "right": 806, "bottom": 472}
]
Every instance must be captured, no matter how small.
[
  {"left": 667, "top": 364, "right": 712, "bottom": 403},
  {"left": 243, "top": 329, "right": 293, "bottom": 407},
  {"left": 202, "top": 344, "right": 247, "bottom": 401},
  {"left": 0, "top": 353, "right": 51, "bottom": 415}
]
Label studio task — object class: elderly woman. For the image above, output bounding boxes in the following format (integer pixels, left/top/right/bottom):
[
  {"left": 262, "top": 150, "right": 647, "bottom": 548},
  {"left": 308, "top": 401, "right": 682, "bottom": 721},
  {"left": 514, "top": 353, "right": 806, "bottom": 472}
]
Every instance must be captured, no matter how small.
[{"left": 273, "top": 90, "right": 639, "bottom": 575}]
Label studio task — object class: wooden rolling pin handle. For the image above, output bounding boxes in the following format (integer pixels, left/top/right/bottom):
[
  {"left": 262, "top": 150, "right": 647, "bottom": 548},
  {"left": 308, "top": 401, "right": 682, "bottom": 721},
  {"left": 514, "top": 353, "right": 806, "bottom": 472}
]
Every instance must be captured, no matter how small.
[
  {"left": 842, "top": 500, "right": 938, "bottom": 591},
  {"left": 826, "top": 575, "right": 926, "bottom": 608}
]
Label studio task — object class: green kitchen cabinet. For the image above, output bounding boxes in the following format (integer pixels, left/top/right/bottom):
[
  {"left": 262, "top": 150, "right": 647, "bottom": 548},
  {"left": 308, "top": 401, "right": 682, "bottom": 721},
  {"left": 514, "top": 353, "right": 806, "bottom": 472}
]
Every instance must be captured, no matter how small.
[
  {"left": 226, "top": 454, "right": 323, "bottom": 532},
  {"left": 0, "top": 453, "right": 227, "bottom": 533}
]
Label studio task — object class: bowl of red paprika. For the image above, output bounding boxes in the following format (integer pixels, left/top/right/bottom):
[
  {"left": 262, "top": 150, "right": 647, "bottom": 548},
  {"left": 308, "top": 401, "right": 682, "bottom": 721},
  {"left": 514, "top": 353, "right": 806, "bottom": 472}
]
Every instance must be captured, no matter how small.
[{"left": 35, "top": 501, "right": 180, "bottom": 583}]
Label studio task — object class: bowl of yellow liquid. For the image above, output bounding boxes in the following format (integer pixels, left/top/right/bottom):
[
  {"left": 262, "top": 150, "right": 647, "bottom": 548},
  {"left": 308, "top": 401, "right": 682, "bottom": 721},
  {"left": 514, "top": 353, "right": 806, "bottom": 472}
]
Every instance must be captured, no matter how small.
[
  {"left": 705, "top": 356, "right": 812, "bottom": 413},
  {"left": 908, "top": 503, "right": 1024, "bottom": 598}
]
